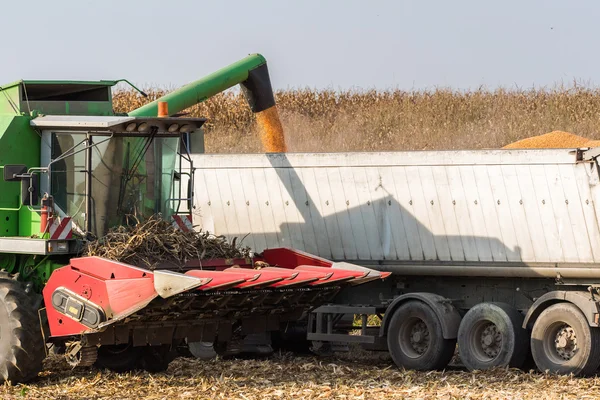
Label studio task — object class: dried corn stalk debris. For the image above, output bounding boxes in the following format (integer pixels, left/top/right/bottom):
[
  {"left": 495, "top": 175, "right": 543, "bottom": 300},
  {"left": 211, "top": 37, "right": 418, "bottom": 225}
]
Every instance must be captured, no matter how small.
[
  {"left": 83, "top": 215, "right": 250, "bottom": 269},
  {"left": 5, "top": 353, "right": 600, "bottom": 400}
]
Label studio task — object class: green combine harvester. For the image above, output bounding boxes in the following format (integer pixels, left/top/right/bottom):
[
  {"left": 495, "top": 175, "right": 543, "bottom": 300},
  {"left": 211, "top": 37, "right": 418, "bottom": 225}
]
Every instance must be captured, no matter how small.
[
  {"left": 0, "top": 54, "right": 386, "bottom": 383},
  {"left": 0, "top": 53, "right": 274, "bottom": 382}
]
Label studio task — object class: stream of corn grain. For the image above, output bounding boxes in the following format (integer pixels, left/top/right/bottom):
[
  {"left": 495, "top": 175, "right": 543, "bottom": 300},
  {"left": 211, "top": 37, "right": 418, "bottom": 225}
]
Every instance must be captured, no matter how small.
[{"left": 256, "top": 105, "right": 287, "bottom": 153}]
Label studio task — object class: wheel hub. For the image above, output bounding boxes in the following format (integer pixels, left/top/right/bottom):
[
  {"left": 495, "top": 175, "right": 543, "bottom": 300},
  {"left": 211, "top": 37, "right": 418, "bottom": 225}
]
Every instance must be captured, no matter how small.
[
  {"left": 409, "top": 321, "right": 430, "bottom": 354},
  {"left": 479, "top": 323, "right": 502, "bottom": 358},
  {"left": 555, "top": 325, "right": 577, "bottom": 360}
]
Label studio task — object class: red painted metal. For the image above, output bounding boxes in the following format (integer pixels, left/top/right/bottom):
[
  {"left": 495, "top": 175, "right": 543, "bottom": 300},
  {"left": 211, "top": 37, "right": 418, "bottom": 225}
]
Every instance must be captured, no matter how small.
[
  {"left": 185, "top": 258, "right": 253, "bottom": 270},
  {"left": 40, "top": 194, "right": 53, "bottom": 234},
  {"left": 260, "top": 248, "right": 332, "bottom": 269},
  {"left": 254, "top": 266, "right": 322, "bottom": 288},
  {"left": 43, "top": 258, "right": 157, "bottom": 337},
  {"left": 42, "top": 248, "right": 391, "bottom": 339},
  {"left": 234, "top": 267, "right": 296, "bottom": 289},
  {"left": 185, "top": 270, "right": 247, "bottom": 290},
  {"left": 295, "top": 265, "right": 365, "bottom": 285},
  {"left": 69, "top": 257, "right": 151, "bottom": 280},
  {"left": 40, "top": 205, "right": 50, "bottom": 234},
  {"left": 221, "top": 268, "right": 282, "bottom": 289},
  {"left": 221, "top": 268, "right": 261, "bottom": 282}
]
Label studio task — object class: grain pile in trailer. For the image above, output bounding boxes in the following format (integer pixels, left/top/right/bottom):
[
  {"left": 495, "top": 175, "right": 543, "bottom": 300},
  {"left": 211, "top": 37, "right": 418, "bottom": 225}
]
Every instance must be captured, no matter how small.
[{"left": 503, "top": 130, "right": 598, "bottom": 148}]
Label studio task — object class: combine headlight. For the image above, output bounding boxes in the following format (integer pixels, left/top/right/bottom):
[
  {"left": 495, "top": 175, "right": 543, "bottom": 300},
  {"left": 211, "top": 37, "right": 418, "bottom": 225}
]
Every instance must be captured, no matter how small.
[
  {"left": 125, "top": 122, "right": 137, "bottom": 132},
  {"left": 168, "top": 124, "right": 180, "bottom": 132},
  {"left": 180, "top": 124, "right": 193, "bottom": 133},
  {"left": 138, "top": 122, "right": 149, "bottom": 132}
]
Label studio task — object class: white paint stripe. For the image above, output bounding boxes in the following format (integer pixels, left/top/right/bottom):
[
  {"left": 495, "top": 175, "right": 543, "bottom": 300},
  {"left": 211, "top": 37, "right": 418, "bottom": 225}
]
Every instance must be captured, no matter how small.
[
  {"left": 50, "top": 217, "right": 72, "bottom": 240},
  {"left": 183, "top": 215, "right": 193, "bottom": 230},
  {"left": 172, "top": 215, "right": 194, "bottom": 232}
]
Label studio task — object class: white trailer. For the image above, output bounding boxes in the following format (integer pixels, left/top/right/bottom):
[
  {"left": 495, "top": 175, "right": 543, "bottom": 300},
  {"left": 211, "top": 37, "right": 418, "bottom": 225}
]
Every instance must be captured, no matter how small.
[{"left": 191, "top": 147, "right": 600, "bottom": 375}]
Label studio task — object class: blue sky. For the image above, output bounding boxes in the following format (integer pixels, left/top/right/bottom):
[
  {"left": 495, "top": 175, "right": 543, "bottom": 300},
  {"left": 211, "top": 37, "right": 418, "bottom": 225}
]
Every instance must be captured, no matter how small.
[{"left": 3, "top": 1, "right": 598, "bottom": 90}]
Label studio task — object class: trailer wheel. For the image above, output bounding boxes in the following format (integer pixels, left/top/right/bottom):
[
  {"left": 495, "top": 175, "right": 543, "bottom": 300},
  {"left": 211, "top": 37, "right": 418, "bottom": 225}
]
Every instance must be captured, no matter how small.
[
  {"left": 530, "top": 303, "right": 600, "bottom": 376},
  {"left": 458, "top": 302, "right": 528, "bottom": 371},
  {"left": 0, "top": 278, "right": 45, "bottom": 384},
  {"left": 95, "top": 344, "right": 141, "bottom": 372},
  {"left": 387, "top": 301, "right": 455, "bottom": 370}
]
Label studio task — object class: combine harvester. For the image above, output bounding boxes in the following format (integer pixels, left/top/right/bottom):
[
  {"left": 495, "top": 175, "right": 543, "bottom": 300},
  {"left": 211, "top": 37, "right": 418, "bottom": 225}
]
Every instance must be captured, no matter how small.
[
  {"left": 2, "top": 53, "right": 600, "bottom": 382},
  {"left": 0, "top": 54, "right": 388, "bottom": 383}
]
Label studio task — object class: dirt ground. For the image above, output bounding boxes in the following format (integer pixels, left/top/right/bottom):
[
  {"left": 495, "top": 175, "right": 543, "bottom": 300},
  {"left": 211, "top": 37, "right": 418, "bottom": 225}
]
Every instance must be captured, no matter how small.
[{"left": 2, "top": 352, "right": 600, "bottom": 400}]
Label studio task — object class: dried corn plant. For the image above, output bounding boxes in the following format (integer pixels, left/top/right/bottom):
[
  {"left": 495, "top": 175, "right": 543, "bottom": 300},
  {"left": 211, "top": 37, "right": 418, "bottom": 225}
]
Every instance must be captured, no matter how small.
[
  {"left": 83, "top": 215, "right": 250, "bottom": 269},
  {"left": 114, "top": 84, "right": 600, "bottom": 154}
]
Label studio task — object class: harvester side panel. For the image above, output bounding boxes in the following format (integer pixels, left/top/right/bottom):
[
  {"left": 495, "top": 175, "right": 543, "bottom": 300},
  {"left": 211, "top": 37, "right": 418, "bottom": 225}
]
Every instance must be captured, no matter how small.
[
  {"left": 0, "top": 115, "right": 42, "bottom": 237},
  {"left": 191, "top": 149, "right": 600, "bottom": 271}
]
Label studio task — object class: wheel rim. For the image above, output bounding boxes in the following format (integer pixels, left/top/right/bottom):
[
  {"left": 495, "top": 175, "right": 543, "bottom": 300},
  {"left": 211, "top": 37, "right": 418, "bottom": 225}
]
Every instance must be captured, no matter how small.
[
  {"left": 469, "top": 320, "right": 503, "bottom": 362},
  {"left": 398, "top": 317, "right": 430, "bottom": 358},
  {"left": 544, "top": 322, "right": 578, "bottom": 363}
]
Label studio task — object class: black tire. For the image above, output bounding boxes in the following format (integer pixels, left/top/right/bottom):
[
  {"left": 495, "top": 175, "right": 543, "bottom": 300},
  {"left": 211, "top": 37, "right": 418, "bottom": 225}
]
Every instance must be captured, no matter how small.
[
  {"left": 0, "top": 278, "right": 45, "bottom": 384},
  {"left": 138, "top": 345, "right": 175, "bottom": 373},
  {"left": 272, "top": 324, "right": 311, "bottom": 354},
  {"left": 309, "top": 341, "right": 334, "bottom": 357},
  {"left": 520, "top": 345, "right": 537, "bottom": 372},
  {"left": 531, "top": 303, "right": 600, "bottom": 376},
  {"left": 96, "top": 344, "right": 175, "bottom": 373},
  {"left": 95, "top": 344, "right": 141, "bottom": 373},
  {"left": 187, "top": 341, "right": 217, "bottom": 360},
  {"left": 458, "top": 302, "right": 528, "bottom": 371},
  {"left": 386, "top": 301, "right": 456, "bottom": 370}
]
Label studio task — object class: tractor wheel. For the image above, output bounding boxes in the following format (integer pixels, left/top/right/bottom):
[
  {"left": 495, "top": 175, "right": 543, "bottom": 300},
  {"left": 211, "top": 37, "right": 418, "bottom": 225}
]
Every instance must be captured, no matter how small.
[
  {"left": 387, "top": 301, "right": 456, "bottom": 371},
  {"left": 0, "top": 278, "right": 45, "bottom": 384},
  {"left": 95, "top": 344, "right": 141, "bottom": 373}
]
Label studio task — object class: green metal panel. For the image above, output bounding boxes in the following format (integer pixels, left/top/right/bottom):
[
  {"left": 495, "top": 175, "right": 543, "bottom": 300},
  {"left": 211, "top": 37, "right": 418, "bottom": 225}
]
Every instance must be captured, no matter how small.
[
  {"left": 25, "top": 100, "right": 114, "bottom": 116},
  {"left": 20, "top": 80, "right": 116, "bottom": 86},
  {"left": 0, "top": 80, "right": 117, "bottom": 116},
  {"left": 0, "top": 115, "right": 41, "bottom": 237},
  {"left": 0, "top": 84, "right": 21, "bottom": 115},
  {"left": 129, "top": 54, "right": 268, "bottom": 117}
]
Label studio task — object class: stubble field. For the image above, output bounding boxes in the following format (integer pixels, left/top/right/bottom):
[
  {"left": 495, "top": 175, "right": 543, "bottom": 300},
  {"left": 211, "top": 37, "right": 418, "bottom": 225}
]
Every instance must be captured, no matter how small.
[{"left": 3, "top": 351, "right": 600, "bottom": 400}]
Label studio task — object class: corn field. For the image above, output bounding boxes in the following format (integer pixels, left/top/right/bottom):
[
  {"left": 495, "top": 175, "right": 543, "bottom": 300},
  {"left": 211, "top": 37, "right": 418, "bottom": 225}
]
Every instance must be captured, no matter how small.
[{"left": 114, "top": 85, "right": 600, "bottom": 153}]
